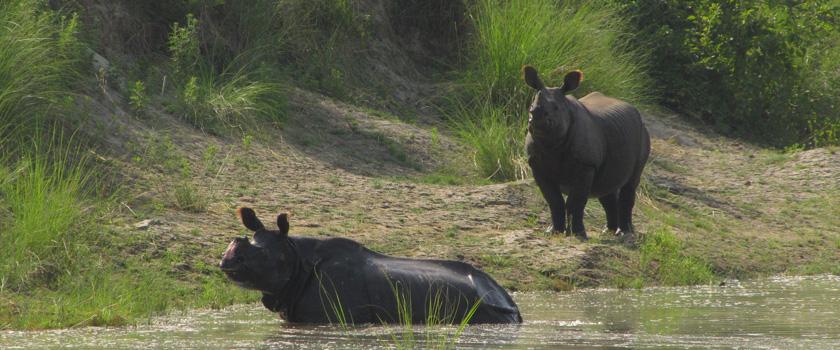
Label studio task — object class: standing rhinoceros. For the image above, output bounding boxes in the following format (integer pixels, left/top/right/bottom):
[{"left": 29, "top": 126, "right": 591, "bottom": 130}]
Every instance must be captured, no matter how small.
[
  {"left": 219, "top": 207, "right": 522, "bottom": 324},
  {"left": 522, "top": 65, "right": 650, "bottom": 241}
]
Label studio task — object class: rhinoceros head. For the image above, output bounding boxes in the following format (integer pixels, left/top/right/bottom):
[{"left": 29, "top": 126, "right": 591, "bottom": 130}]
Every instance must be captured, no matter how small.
[
  {"left": 523, "top": 65, "right": 583, "bottom": 141},
  {"left": 220, "top": 207, "right": 296, "bottom": 293}
]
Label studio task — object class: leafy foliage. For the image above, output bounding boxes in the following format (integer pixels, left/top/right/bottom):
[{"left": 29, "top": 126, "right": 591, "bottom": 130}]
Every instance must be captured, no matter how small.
[{"left": 617, "top": 0, "right": 840, "bottom": 146}]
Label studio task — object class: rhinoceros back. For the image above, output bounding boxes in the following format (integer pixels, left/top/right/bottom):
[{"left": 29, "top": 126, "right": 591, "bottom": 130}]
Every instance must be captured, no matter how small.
[{"left": 579, "top": 92, "right": 649, "bottom": 194}]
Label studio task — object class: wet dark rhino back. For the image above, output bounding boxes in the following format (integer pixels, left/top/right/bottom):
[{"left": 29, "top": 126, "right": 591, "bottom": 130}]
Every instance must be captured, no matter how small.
[
  {"left": 220, "top": 208, "right": 521, "bottom": 325},
  {"left": 290, "top": 238, "right": 521, "bottom": 324},
  {"left": 363, "top": 255, "right": 522, "bottom": 324}
]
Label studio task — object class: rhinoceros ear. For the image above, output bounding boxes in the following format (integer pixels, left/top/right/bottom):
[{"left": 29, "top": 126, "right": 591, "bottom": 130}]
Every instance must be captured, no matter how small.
[
  {"left": 523, "top": 65, "right": 546, "bottom": 91},
  {"left": 238, "top": 207, "right": 265, "bottom": 232},
  {"left": 561, "top": 70, "right": 584, "bottom": 93},
  {"left": 276, "top": 213, "right": 289, "bottom": 237}
]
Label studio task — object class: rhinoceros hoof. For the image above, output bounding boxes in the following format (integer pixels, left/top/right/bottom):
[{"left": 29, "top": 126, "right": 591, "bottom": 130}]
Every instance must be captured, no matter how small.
[
  {"left": 617, "top": 230, "right": 637, "bottom": 246},
  {"left": 602, "top": 226, "right": 620, "bottom": 236},
  {"left": 544, "top": 225, "right": 566, "bottom": 235},
  {"left": 571, "top": 230, "right": 588, "bottom": 241}
]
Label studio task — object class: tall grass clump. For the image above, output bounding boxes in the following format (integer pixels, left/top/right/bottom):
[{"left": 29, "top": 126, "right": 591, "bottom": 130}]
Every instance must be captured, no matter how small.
[
  {"left": 0, "top": 0, "right": 83, "bottom": 142},
  {"left": 0, "top": 141, "right": 94, "bottom": 291},
  {"left": 464, "top": 0, "right": 650, "bottom": 104},
  {"left": 0, "top": 0, "right": 91, "bottom": 292},
  {"left": 450, "top": 99, "right": 528, "bottom": 181},
  {"left": 451, "top": 0, "right": 650, "bottom": 181},
  {"left": 167, "top": 13, "right": 286, "bottom": 132}
]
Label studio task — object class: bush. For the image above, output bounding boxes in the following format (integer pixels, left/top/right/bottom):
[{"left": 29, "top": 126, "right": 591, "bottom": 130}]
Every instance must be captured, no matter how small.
[
  {"left": 464, "top": 0, "right": 650, "bottom": 106},
  {"left": 616, "top": 0, "right": 840, "bottom": 147}
]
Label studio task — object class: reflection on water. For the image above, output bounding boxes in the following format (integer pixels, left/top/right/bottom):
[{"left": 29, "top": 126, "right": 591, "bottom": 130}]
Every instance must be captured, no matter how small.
[{"left": 2, "top": 275, "right": 839, "bottom": 349}]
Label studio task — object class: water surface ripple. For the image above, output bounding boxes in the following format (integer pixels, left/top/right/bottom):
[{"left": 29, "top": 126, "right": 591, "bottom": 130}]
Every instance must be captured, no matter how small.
[{"left": 2, "top": 275, "right": 839, "bottom": 349}]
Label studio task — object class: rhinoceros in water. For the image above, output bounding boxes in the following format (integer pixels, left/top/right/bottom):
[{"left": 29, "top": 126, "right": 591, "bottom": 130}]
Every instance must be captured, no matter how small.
[
  {"left": 219, "top": 207, "right": 522, "bottom": 324},
  {"left": 523, "top": 65, "right": 650, "bottom": 242}
]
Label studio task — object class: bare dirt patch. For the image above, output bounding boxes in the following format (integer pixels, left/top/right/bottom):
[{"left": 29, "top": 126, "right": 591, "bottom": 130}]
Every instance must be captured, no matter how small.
[{"left": 97, "top": 92, "right": 839, "bottom": 291}]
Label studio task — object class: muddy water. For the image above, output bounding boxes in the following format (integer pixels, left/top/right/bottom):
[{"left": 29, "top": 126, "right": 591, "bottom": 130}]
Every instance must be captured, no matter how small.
[{"left": 2, "top": 275, "right": 839, "bottom": 349}]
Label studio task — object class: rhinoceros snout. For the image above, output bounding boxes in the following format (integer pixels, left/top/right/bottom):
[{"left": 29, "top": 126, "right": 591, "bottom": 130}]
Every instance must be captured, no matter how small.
[{"left": 219, "top": 236, "right": 249, "bottom": 271}]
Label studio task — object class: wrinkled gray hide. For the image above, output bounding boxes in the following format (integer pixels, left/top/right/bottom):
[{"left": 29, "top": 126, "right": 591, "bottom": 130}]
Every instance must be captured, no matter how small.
[{"left": 523, "top": 66, "right": 650, "bottom": 241}]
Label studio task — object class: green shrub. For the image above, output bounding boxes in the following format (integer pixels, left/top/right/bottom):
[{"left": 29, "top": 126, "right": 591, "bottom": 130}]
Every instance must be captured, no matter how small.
[
  {"left": 129, "top": 80, "right": 148, "bottom": 112},
  {"left": 617, "top": 0, "right": 840, "bottom": 147},
  {"left": 168, "top": 13, "right": 201, "bottom": 78}
]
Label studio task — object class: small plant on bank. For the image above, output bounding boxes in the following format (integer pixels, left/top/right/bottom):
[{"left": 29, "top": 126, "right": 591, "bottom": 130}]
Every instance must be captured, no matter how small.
[
  {"left": 173, "top": 182, "right": 207, "bottom": 213},
  {"left": 129, "top": 80, "right": 149, "bottom": 112}
]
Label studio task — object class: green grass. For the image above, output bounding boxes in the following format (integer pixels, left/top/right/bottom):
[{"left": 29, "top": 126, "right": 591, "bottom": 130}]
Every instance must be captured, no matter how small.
[
  {"left": 450, "top": 99, "right": 528, "bottom": 181},
  {"left": 638, "top": 227, "right": 716, "bottom": 286},
  {"left": 172, "top": 182, "right": 208, "bottom": 213},
  {"left": 1, "top": 252, "right": 259, "bottom": 330},
  {"left": 0, "top": 0, "right": 82, "bottom": 142},
  {"left": 0, "top": 146, "right": 91, "bottom": 291},
  {"left": 167, "top": 13, "right": 287, "bottom": 133},
  {"left": 464, "top": 0, "right": 650, "bottom": 105},
  {"left": 172, "top": 66, "right": 287, "bottom": 133}
]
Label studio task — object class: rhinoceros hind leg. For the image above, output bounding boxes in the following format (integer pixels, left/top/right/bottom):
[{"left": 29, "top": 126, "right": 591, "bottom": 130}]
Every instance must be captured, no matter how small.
[
  {"left": 618, "top": 179, "right": 640, "bottom": 234},
  {"left": 598, "top": 192, "right": 619, "bottom": 233},
  {"left": 544, "top": 224, "right": 566, "bottom": 235}
]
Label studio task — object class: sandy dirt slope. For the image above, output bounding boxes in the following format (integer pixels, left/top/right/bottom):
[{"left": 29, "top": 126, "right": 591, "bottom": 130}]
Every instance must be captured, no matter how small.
[{"left": 90, "top": 84, "right": 838, "bottom": 290}]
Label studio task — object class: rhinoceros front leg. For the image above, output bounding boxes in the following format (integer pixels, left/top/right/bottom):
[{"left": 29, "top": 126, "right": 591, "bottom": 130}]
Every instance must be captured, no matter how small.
[
  {"left": 567, "top": 169, "right": 595, "bottom": 240},
  {"left": 533, "top": 169, "right": 566, "bottom": 234}
]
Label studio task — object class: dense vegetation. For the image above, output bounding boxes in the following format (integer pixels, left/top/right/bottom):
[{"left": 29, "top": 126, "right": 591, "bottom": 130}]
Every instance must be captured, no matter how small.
[
  {"left": 616, "top": 0, "right": 840, "bottom": 148},
  {"left": 1, "top": 0, "right": 838, "bottom": 329}
]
